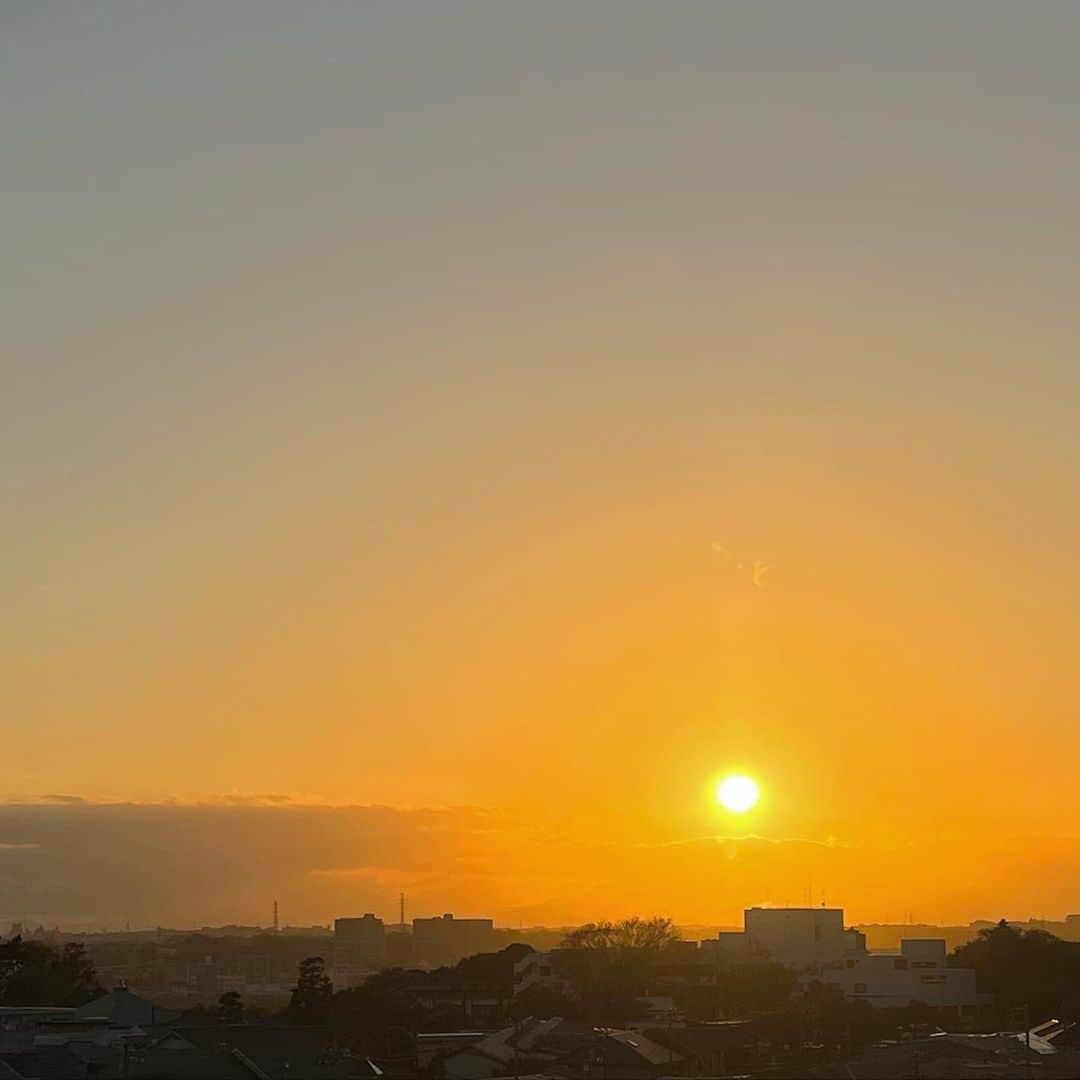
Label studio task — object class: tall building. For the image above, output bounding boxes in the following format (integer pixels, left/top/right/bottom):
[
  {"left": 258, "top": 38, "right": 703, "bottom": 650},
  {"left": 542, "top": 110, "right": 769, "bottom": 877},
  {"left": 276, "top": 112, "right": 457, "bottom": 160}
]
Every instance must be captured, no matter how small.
[
  {"left": 333, "top": 914, "right": 386, "bottom": 988},
  {"left": 412, "top": 913, "right": 495, "bottom": 967},
  {"left": 714, "top": 907, "right": 865, "bottom": 972}
]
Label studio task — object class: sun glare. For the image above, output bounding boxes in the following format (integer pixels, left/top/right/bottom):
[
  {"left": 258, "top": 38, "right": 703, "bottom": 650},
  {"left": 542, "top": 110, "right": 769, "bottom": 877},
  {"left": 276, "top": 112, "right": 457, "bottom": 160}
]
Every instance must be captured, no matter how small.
[{"left": 716, "top": 774, "right": 759, "bottom": 813}]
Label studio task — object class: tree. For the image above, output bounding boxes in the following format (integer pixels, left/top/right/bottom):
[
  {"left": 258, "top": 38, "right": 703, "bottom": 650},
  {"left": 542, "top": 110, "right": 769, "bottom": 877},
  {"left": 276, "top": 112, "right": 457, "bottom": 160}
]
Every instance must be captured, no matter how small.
[
  {"left": 509, "top": 982, "right": 580, "bottom": 1021},
  {"left": 216, "top": 990, "right": 244, "bottom": 1025},
  {"left": 0, "top": 938, "right": 100, "bottom": 1006},
  {"left": 287, "top": 956, "right": 333, "bottom": 1025},
  {"left": 49, "top": 943, "right": 99, "bottom": 1006},
  {"left": 718, "top": 959, "right": 798, "bottom": 1016},
  {"left": 331, "top": 983, "right": 423, "bottom": 1053},
  {"left": 562, "top": 917, "right": 680, "bottom": 953},
  {"left": 951, "top": 920, "right": 1080, "bottom": 1023},
  {"left": 454, "top": 944, "right": 533, "bottom": 996},
  {"left": 557, "top": 917, "right": 680, "bottom": 1025}
]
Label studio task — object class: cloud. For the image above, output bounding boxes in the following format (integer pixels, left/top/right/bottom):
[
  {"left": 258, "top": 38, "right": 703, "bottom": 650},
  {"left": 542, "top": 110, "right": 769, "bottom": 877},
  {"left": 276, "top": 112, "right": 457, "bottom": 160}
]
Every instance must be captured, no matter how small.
[
  {"left": 309, "top": 865, "right": 413, "bottom": 885},
  {"left": 653, "top": 833, "right": 852, "bottom": 850},
  {"left": 0, "top": 802, "right": 504, "bottom": 930},
  {"left": 0, "top": 802, "right": 1075, "bottom": 930},
  {"left": 220, "top": 794, "right": 294, "bottom": 806}
]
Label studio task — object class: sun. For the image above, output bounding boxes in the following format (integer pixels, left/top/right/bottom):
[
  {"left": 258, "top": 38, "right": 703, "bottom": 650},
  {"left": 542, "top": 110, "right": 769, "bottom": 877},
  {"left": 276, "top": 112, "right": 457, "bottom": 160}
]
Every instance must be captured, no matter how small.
[{"left": 716, "top": 774, "right": 759, "bottom": 813}]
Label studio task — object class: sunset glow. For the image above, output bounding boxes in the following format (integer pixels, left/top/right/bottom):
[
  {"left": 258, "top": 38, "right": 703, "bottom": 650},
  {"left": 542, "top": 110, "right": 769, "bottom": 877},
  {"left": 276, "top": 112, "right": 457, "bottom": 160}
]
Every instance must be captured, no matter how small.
[{"left": 4, "top": 3, "right": 1080, "bottom": 934}]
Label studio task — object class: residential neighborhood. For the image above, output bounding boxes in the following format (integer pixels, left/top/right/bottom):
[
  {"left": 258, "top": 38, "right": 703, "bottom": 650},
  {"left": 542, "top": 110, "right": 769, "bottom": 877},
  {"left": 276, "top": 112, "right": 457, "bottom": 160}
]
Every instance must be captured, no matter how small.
[{"left": 1, "top": 906, "right": 1078, "bottom": 1077}]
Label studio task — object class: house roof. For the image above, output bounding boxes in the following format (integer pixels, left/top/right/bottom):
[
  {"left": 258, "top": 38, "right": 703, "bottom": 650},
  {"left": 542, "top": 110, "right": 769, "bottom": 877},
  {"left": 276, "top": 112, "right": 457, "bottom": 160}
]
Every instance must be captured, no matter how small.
[
  {"left": 159, "top": 1025, "right": 369, "bottom": 1079},
  {"left": 72, "top": 989, "right": 180, "bottom": 1027},
  {"left": 0, "top": 1046, "right": 101, "bottom": 1079},
  {"left": 99, "top": 1046, "right": 255, "bottom": 1079},
  {"left": 643, "top": 1020, "right": 752, "bottom": 1057},
  {"left": 557, "top": 1028, "right": 682, "bottom": 1069},
  {"left": 599, "top": 1029, "right": 681, "bottom": 1067},
  {"left": 808, "top": 1033, "right": 1080, "bottom": 1080},
  {"left": 463, "top": 1017, "right": 566, "bottom": 1066}
]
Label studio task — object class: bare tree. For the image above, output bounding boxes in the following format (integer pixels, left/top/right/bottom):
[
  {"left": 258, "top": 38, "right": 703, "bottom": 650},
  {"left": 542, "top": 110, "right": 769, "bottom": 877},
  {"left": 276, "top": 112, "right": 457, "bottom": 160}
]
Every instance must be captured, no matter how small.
[{"left": 562, "top": 917, "right": 679, "bottom": 953}]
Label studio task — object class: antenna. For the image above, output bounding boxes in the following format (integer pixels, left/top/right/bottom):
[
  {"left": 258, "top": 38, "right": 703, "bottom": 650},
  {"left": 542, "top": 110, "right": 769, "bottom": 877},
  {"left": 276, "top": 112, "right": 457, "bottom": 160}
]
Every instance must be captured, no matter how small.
[
  {"left": 273, "top": 900, "right": 279, "bottom": 933},
  {"left": 399, "top": 892, "right": 406, "bottom": 929}
]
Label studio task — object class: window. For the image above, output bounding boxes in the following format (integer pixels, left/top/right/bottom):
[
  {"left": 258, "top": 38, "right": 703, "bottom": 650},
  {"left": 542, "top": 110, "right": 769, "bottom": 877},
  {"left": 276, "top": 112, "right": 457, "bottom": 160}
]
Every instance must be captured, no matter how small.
[
  {"left": 854, "top": 983, "right": 867, "bottom": 994},
  {"left": 845, "top": 959, "right": 856, "bottom": 968},
  {"left": 894, "top": 959, "right": 908, "bottom": 970},
  {"left": 920, "top": 974, "right": 946, "bottom": 984}
]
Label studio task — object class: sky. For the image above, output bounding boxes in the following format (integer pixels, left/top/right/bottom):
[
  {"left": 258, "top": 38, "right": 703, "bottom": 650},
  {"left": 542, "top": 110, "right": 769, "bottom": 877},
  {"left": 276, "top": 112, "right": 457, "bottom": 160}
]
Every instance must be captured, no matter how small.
[{"left": 3, "top": 2, "right": 1080, "bottom": 929}]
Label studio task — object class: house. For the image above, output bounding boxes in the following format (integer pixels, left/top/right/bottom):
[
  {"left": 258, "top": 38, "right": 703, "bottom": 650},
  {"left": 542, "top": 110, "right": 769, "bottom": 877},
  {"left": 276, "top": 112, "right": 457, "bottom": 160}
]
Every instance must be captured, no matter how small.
[
  {"left": 440, "top": 1017, "right": 567, "bottom": 1079},
  {"left": 810, "top": 1031, "right": 1080, "bottom": 1080},
  {"left": 513, "top": 951, "right": 575, "bottom": 1000},
  {"left": 642, "top": 1019, "right": 753, "bottom": 1077},
  {"left": 111, "top": 1025, "right": 387, "bottom": 1079},
  {"left": 559, "top": 1028, "right": 682, "bottom": 1079},
  {"left": 73, "top": 987, "right": 181, "bottom": 1027}
]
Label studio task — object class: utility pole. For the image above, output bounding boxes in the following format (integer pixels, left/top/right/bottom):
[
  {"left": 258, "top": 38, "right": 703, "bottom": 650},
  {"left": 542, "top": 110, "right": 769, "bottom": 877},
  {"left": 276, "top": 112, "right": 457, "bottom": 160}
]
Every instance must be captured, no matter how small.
[
  {"left": 400, "top": 892, "right": 406, "bottom": 929},
  {"left": 1025, "top": 1003, "right": 1032, "bottom": 1080}
]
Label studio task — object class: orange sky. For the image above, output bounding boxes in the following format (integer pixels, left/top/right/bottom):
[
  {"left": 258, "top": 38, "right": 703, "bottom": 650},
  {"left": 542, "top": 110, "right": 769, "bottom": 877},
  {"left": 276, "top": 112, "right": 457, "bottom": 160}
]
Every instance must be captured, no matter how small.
[{"left": 4, "top": 4, "right": 1080, "bottom": 927}]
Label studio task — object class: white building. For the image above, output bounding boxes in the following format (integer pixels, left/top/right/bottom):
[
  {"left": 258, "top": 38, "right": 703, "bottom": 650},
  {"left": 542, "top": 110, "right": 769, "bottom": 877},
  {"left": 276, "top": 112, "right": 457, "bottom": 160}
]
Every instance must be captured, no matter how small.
[
  {"left": 512, "top": 950, "right": 575, "bottom": 999},
  {"left": 713, "top": 907, "right": 866, "bottom": 972},
  {"left": 818, "top": 938, "right": 978, "bottom": 1013},
  {"left": 710, "top": 909, "right": 977, "bottom": 1012}
]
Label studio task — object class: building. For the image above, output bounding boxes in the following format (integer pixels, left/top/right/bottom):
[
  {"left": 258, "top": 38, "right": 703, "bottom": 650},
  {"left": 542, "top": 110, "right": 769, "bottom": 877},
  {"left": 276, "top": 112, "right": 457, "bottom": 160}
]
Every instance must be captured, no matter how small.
[
  {"left": 385, "top": 927, "right": 414, "bottom": 968},
  {"left": 412, "top": 914, "right": 496, "bottom": 967},
  {"left": 818, "top": 938, "right": 978, "bottom": 1014},
  {"left": 439, "top": 1019, "right": 682, "bottom": 1080},
  {"left": 560, "top": 1028, "right": 683, "bottom": 1079},
  {"left": 333, "top": 914, "right": 386, "bottom": 988},
  {"left": 512, "top": 950, "right": 575, "bottom": 1000},
  {"left": 710, "top": 908, "right": 977, "bottom": 1012},
  {"left": 714, "top": 907, "right": 866, "bottom": 972},
  {"left": 73, "top": 987, "right": 181, "bottom": 1027},
  {"left": 440, "top": 1017, "right": 566, "bottom": 1079}
]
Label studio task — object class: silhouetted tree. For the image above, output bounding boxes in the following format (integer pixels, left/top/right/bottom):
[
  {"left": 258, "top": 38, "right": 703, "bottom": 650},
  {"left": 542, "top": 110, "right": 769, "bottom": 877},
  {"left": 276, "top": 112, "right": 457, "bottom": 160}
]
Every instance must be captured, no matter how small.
[
  {"left": 558, "top": 917, "right": 681, "bottom": 1023},
  {"left": 720, "top": 959, "right": 798, "bottom": 1016},
  {"left": 331, "top": 982, "right": 424, "bottom": 1053},
  {"left": 0, "top": 938, "right": 100, "bottom": 1006},
  {"left": 454, "top": 944, "right": 533, "bottom": 996},
  {"left": 509, "top": 982, "right": 581, "bottom": 1021},
  {"left": 287, "top": 956, "right": 333, "bottom": 1025},
  {"left": 216, "top": 990, "right": 244, "bottom": 1024},
  {"left": 952, "top": 920, "right": 1080, "bottom": 1023},
  {"left": 562, "top": 917, "right": 679, "bottom": 952}
]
